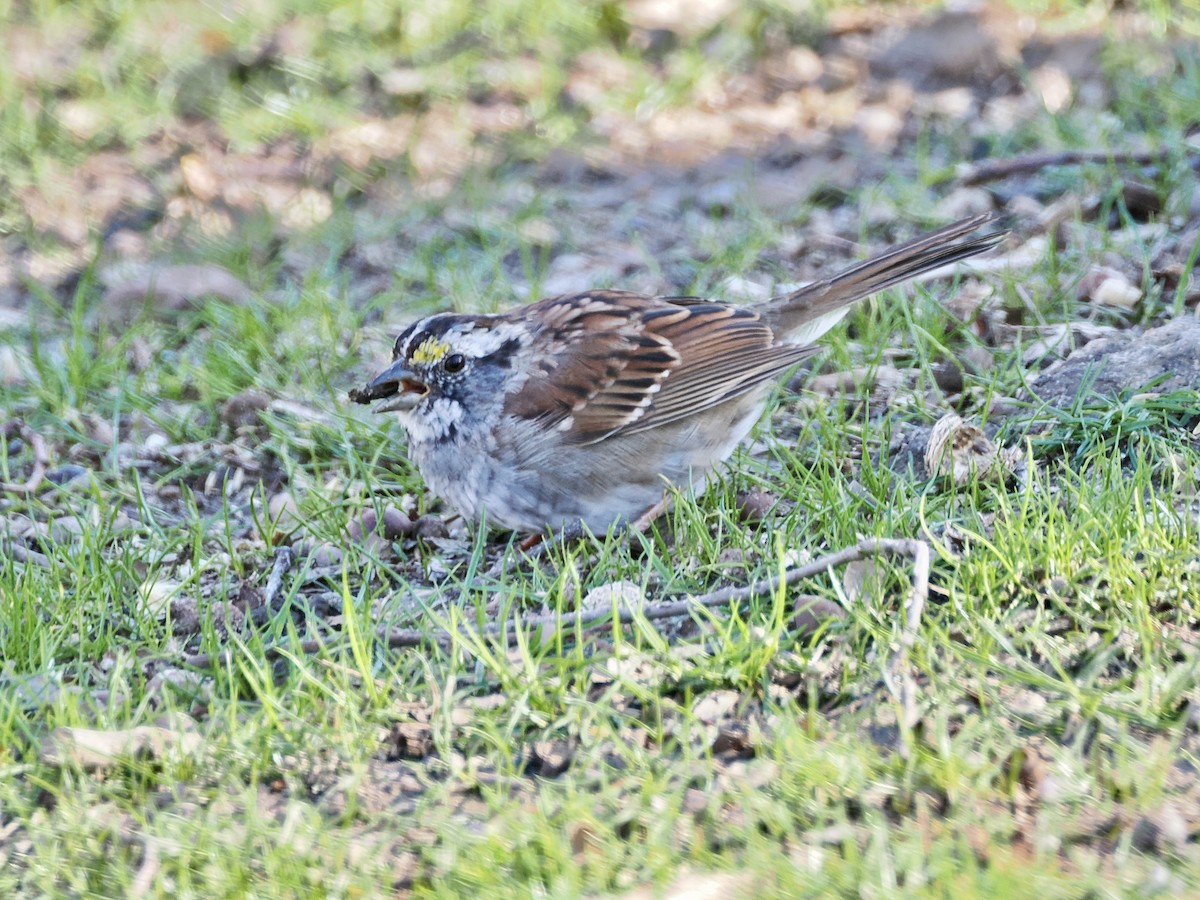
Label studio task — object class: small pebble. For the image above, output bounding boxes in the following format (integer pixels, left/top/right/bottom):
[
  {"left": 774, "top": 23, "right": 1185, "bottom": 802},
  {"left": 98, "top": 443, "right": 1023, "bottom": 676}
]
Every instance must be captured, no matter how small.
[
  {"left": 381, "top": 506, "right": 415, "bottom": 539},
  {"left": 220, "top": 389, "right": 271, "bottom": 430},
  {"left": 267, "top": 493, "right": 301, "bottom": 531},
  {"left": 347, "top": 506, "right": 415, "bottom": 542},
  {"left": 309, "top": 542, "right": 344, "bottom": 568},
  {"left": 413, "top": 515, "right": 448, "bottom": 540},
  {"left": 735, "top": 489, "right": 777, "bottom": 523},
  {"left": 46, "top": 465, "right": 89, "bottom": 486},
  {"left": 345, "top": 511, "right": 378, "bottom": 541}
]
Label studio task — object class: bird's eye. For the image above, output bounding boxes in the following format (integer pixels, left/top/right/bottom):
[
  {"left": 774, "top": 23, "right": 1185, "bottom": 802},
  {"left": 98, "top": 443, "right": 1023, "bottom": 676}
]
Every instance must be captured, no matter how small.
[{"left": 443, "top": 353, "right": 466, "bottom": 374}]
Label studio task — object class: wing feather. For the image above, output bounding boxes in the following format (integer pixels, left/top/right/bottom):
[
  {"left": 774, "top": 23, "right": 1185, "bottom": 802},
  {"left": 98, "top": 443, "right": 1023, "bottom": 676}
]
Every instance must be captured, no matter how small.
[{"left": 502, "top": 291, "right": 815, "bottom": 445}]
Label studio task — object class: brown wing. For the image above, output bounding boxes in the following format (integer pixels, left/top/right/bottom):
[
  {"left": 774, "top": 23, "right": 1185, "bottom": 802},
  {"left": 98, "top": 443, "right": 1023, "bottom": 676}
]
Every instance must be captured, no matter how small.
[{"left": 503, "top": 291, "right": 815, "bottom": 445}]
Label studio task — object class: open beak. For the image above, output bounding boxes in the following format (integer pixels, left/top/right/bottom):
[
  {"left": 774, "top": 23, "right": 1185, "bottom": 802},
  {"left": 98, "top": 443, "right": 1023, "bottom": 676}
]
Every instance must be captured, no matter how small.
[{"left": 348, "top": 361, "right": 429, "bottom": 413}]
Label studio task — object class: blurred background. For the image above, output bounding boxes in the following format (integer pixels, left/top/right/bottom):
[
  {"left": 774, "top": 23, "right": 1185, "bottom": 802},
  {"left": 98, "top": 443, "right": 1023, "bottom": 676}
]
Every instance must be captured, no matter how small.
[
  {"left": 2, "top": 0, "right": 1197, "bottom": 319},
  {"left": 4, "top": 4, "right": 1200, "bottom": 893}
]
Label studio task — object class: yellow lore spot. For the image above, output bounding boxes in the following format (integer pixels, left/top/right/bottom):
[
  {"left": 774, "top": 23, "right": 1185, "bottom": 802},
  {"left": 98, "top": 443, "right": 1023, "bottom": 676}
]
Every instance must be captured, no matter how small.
[{"left": 410, "top": 336, "right": 450, "bottom": 365}]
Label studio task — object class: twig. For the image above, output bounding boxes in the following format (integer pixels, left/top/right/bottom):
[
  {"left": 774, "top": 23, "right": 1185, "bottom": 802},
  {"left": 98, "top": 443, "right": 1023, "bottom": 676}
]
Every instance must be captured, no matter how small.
[
  {"left": 484, "top": 519, "right": 587, "bottom": 584},
  {"left": 2, "top": 538, "right": 52, "bottom": 567},
  {"left": 183, "top": 537, "right": 933, "bottom": 670},
  {"left": 957, "top": 149, "right": 1166, "bottom": 185},
  {"left": 129, "top": 837, "right": 161, "bottom": 900},
  {"left": 1, "top": 421, "right": 49, "bottom": 495},
  {"left": 956, "top": 148, "right": 1174, "bottom": 186},
  {"left": 262, "top": 546, "right": 296, "bottom": 610},
  {"left": 878, "top": 539, "right": 929, "bottom": 755},
  {"left": 186, "top": 547, "right": 298, "bottom": 665},
  {"left": 243, "top": 545, "right": 298, "bottom": 626},
  {"left": 517, "top": 537, "right": 923, "bottom": 639},
  {"left": 185, "top": 635, "right": 326, "bottom": 670}
]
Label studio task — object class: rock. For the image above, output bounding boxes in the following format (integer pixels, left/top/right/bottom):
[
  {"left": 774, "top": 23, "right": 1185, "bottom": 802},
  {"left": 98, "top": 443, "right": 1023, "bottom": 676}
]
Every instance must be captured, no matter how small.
[
  {"left": 221, "top": 389, "right": 271, "bottom": 429},
  {"left": 381, "top": 507, "right": 415, "bottom": 540},
  {"left": 45, "top": 465, "right": 89, "bottom": 486},
  {"left": 870, "top": 9, "right": 1006, "bottom": 89},
  {"left": 712, "top": 723, "right": 754, "bottom": 756},
  {"left": 386, "top": 721, "right": 434, "bottom": 759},
  {"left": 1025, "top": 317, "right": 1200, "bottom": 408},
  {"left": 347, "top": 506, "right": 414, "bottom": 542},
  {"left": 1121, "top": 180, "right": 1162, "bottom": 222},
  {"left": 1077, "top": 265, "right": 1141, "bottom": 309},
  {"left": 580, "top": 580, "right": 645, "bottom": 613},
  {"left": 412, "top": 515, "right": 448, "bottom": 540},
  {"left": 1131, "top": 803, "right": 1190, "bottom": 856},
  {"left": 308, "top": 542, "right": 344, "bottom": 568},
  {"left": 693, "top": 690, "right": 739, "bottom": 725},
  {"left": 735, "top": 489, "right": 778, "bottom": 523},
  {"left": 267, "top": 492, "right": 301, "bottom": 533},
  {"left": 529, "top": 739, "right": 574, "bottom": 777}
]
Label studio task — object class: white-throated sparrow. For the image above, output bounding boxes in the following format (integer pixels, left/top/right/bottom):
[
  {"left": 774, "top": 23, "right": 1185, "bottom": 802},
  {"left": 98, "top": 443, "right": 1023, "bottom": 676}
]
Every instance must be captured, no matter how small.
[{"left": 351, "top": 215, "right": 1003, "bottom": 533}]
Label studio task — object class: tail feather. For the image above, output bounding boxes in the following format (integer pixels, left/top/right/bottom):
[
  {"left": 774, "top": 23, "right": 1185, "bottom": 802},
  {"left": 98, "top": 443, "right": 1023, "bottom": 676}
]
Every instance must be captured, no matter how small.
[{"left": 762, "top": 214, "right": 1006, "bottom": 343}]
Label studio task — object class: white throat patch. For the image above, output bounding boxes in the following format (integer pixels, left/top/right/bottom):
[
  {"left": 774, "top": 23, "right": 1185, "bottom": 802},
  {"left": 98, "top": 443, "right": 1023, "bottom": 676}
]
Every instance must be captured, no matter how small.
[{"left": 400, "top": 395, "right": 465, "bottom": 444}]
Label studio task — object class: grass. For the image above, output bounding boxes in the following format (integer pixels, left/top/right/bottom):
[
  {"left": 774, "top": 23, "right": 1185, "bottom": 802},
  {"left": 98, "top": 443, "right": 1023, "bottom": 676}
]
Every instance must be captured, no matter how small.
[{"left": 3, "top": 0, "right": 1200, "bottom": 896}]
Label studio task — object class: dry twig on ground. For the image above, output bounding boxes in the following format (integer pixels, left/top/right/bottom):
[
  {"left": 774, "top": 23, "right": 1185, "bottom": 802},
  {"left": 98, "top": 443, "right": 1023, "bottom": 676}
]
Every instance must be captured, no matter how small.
[
  {"left": 1, "top": 421, "right": 49, "bottom": 496},
  {"left": 955, "top": 147, "right": 1197, "bottom": 185},
  {"left": 184, "top": 538, "right": 932, "bottom": 686}
]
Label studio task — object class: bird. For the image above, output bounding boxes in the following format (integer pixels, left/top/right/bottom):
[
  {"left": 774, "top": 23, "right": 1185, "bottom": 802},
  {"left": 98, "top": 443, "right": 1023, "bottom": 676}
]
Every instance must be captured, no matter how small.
[{"left": 350, "top": 214, "right": 1004, "bottom": 534}]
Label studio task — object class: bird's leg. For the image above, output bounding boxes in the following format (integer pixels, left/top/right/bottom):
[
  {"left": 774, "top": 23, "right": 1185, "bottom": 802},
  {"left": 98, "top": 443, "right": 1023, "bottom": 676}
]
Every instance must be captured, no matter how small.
[
  {"left": 528, "top": 518, "right": 589, "bottom": 560},
  {"left": 630, "top": 494, "right": 673, "bottom": 533},
  {"left": 486, "top": 519, "right": 588, "bottom": 580},
  {"left": 517, "top": 532, "right": 545, "bottom": 552},
  {"left": 487, "top": 498, "right": 670, "bottom": 583}
]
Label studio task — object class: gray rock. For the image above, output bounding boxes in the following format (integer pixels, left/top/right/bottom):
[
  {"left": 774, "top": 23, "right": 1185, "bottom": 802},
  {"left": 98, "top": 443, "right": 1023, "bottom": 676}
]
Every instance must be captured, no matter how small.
[{"left": 1024, "top": 316, "right": 1200, "bottom": 408}]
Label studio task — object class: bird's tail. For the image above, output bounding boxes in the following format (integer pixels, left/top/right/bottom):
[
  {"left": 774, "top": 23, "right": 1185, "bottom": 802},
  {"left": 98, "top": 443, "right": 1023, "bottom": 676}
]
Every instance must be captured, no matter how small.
[{"left": 761, "top": 214, "right": 1006, "bottom": 346}]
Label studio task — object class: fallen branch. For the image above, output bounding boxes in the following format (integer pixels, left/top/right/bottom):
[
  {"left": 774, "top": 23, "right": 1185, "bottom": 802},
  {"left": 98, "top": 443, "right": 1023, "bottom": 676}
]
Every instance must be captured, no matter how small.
[
  {"left": 2, "top": 538, "right": 52, "bottom": 567},
  {"left": 878, "top": 539, "right": 929, "bottom": 753},
  {"left": 956, "top": 148, "right": 1178, "bottom": 186},
  {"left": 264, "top": 546, "right": 295, "bottom": 604},
  {"left": 1, "top": 421, "right": 49, "bottom": 495},
  {"left": 184, "top": 538, "right": 932, "bottom": 672},
  {"left": 245, "top": 546, "right": 297, "bottom": 626}
]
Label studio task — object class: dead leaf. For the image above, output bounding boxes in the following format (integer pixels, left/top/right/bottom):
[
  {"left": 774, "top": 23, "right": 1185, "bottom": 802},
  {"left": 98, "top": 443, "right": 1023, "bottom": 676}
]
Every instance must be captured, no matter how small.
[
  {"left": 580, "top": 580, "right": 645, "bottom": 614},
  {"left": 41, "top": 718, "right": 202, "bottom": 770},
  {"left": 619, "top": 869, "right": 758, "bottom": 900},
  {"left": 567, "top": 820, "right": 601, "bottom": 858},
  {"left": 386, "top": 721, "right": 434, "bottom": 759},
  {"left": 841, "top": 559, "right": 884, "bottom": 604},
  {"left": 924, "top": 413, "right": 1016, "bottom": 485},
  {"left": 529, "top": 739, "right": 574, "bottom": 777},
  {"left": 711, "top": 723, "right": 755, "bottom": 757},
  {"left": 693, "top": 690, "right": 739, "bottom": 725},
  {"left": 805, "top": 365, "right": 906, "bottom": 406}
]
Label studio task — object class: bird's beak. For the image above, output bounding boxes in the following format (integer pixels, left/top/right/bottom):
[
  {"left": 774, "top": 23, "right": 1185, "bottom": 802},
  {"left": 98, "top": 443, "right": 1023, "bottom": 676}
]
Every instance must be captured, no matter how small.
[{"left": 348, "top": 361, "right": 429, "bottom": 413}]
